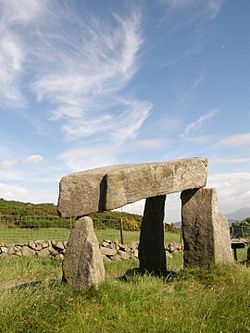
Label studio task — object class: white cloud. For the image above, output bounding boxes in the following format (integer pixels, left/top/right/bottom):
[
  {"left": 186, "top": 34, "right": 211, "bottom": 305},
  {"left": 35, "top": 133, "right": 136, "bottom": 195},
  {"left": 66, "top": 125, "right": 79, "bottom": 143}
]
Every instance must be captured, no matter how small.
[
  {"left": 210, "top": 157, "right": 250, "bottom": 166},
  {"left": 132, "top": 138, "right": 167, "bottom": 150},
  {"left": 0, "top": 182, "right": 28, "bottom": 200},
  {"left": 180, "top": 73, "right": 207, "bottom": 103},
  {"left": 62, "top": 99, "right": 152, "bottom": 143},
  {"left": 208, "top": 172, "right": 250, "bottom": 214},
  {"left": 181, "top": 108, "right": 219, "bottom": 138},
  {"left": 218, "top": 132, "right": 250, "bottom": 147},
  {"left": 0, "top": 0, "right": 45, "bottom": 104},
  {"left": 160, "top": 0, "right": 193, "bottom": 9},
  {"left": 0, "top": 33, "right": 25, "bottom": 104},
  {"left": 160, "top": 0, "right": 224, "bottom": 19},
  {"left": 0, "top": 159, "right": 19, "bottom": 180},
  {"left": 0, "top": 160, "right": 17, "bottom": 171},
  {"left": 0, "top": 2, "right": 150, "bottom": 143},
  {"left": 0, "top": 0, "right": 45, "bottom": 24},
  {"left": 118, "top": 192, "right": 182, "bottom": 222},
  {"left": 208, "top": 0, "right": 225, "bottom": 19},
  {"left": 59, "top": 145, "right": 119, "bottom": 171},
  {"left": 119, "top": 199, "right": 145, "bottom": 216},
  {"left": 0, "top": 182, "right": 57, "bottom": 203},
  {"left": 25, "top": 154, "right": 44, "bottom": 164},
  {"left": 31, "top": 6, "right": 151, "bottom": 143}
]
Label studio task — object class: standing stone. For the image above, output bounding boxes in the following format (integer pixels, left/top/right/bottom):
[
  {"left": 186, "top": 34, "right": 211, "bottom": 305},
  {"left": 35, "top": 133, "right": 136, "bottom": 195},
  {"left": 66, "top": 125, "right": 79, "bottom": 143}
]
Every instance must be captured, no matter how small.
[
  {"left": 62, "top": 217, "right": 105, "bottom": 290},
  {"left": 181, "top": 188, "right": 233, "bottom": 267},
  {"left": 138, "top": 195, "right": 167, "bottom": 275}
]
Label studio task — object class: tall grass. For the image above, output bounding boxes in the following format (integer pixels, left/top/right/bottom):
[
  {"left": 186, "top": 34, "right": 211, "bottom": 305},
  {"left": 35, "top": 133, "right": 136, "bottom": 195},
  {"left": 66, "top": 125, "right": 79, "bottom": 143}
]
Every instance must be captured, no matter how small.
[{"left": 0, "top": 256, "right": 249, "bottom": 333}]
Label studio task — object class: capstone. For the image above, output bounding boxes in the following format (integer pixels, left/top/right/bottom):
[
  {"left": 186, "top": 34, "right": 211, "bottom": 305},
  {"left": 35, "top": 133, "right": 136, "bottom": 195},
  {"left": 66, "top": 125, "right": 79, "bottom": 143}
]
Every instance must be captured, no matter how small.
[{"left": 58, "top": 158, "right": 207, "bottom": 217}]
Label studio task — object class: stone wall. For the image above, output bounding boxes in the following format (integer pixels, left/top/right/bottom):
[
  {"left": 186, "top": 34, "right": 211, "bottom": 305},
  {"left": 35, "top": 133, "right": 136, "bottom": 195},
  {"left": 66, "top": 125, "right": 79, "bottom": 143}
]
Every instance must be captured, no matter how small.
[
  {"left": 0, "top": 239, "right": 183, "bottom": 261},
  {"left": 0, "top": 240, "right": 67, "bottom": 260}
]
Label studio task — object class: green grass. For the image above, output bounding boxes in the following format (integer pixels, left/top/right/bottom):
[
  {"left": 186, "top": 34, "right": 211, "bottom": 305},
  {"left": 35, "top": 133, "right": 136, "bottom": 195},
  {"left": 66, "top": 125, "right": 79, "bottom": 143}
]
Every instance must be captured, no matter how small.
[
  {"left": 0, "top": 225, "right": 70, "bottom": 243},
  {"left": 0, "top": 225, "right": 181, "bottom": 244},
  {"left": 0, "top": 256, "right": 249, "bottom": 333},
  {"left": 0, "top": 256, "right": 62, "bottom": 287}
]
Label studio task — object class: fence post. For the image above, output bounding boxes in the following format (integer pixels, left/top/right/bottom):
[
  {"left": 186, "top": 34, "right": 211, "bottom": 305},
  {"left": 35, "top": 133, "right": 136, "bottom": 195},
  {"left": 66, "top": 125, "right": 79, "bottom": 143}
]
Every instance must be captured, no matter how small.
[{"left": 119, "top": 218, "right": 124, "bottom": 244}]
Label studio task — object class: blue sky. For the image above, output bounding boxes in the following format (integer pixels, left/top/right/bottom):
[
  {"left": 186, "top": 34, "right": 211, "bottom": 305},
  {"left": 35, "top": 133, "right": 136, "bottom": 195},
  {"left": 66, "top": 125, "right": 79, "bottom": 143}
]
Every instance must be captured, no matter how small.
[{"left": 0, "top": 0, "right": 249, "bottom": 221}]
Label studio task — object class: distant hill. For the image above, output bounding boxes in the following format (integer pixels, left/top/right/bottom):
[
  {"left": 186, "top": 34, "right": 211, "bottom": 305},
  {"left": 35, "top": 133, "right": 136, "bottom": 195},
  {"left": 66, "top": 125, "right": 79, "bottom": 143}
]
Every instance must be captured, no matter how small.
[
  {"left": 0, "top": 198, "right": 142, "bottom": 230},
  {"left": 226, "top": 207, "right": 250, "bottom": 221},
  {"left": 0, "top": 198, "right": 57, "bottom": 216}
]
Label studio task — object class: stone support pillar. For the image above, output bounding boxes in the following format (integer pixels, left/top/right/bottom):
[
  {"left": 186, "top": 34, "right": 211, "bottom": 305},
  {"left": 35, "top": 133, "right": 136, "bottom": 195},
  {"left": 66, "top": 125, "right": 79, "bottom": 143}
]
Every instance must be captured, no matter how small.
[
  {"left": 62, "top": 216, "right": 105, "bottom": 290},
  {"left": 138, "top": 195, "right": 167, "bottom": 275},
  {"left": 181, "top": 188, "right": 233, "bottom": 267}
]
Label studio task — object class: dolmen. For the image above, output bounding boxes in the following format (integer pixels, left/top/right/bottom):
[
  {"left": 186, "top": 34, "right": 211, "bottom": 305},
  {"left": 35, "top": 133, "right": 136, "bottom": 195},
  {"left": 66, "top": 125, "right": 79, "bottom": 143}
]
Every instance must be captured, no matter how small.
[{"left": 58, "top": 157, "right": 233, "bottom": 289}]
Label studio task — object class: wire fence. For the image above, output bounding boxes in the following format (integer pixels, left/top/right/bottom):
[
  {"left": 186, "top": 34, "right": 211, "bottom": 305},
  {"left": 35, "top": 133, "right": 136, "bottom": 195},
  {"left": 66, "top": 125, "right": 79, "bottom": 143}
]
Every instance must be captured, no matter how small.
[
  {"left": 0, "top": 215, "right": 137, "bottom": 244},
  {"left": 2, "top": 215, "right": 248, "bottom": 244},
  {"left": 0, "top": 215, "right": 183, "bottom": 244}
]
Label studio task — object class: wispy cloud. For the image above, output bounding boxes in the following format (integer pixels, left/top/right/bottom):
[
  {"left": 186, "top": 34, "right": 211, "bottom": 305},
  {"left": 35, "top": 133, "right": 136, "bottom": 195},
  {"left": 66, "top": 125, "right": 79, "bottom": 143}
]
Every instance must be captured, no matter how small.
[
  {"left": 218, "top": 132, "right": 250, "bottom": 147},
  {"left": 210, "top": 157, "right": 250, "bottom": 166},
  {"left": 59, "top": 136, "right": 168, "bottom": 172},
  {"left": 208, "top": 0, "right": 225, "bottom": 19},
  {"left": 181, "top": 108, "right": 219, "bottom": 138},
  {"left": 31, "top": 5, "right": 151, "bottom": 143},
  {"left": 179, "top": 73, "right": 207, "bottom": 104},
  {"left": 0, "top": 1, "right": 151, "bottom": 144},
  {"left": 0, "top": 182, "right": 57, "bottom": 203},
  {"left": 25, "top": 154, "right": 44, "bottom": 164},
  {"left": 131, "top": 138, "right": 167, "bottom": 150},
  {"left": 0, "top": 0, "right": 46, "bottom": 105},
  {"left": 158, "top": 0, "right": 225, "bottom": 69},
  {"left": 0, "top": 159, "right": 19, "bottom": 180},
  {"left": 158, "top": 73, "right": 207, "bottom": 129},
  {"left": 160, "top": 0, "right": 192, "bottom": 9},
  {"left": 160, "top": 0, "right": 224, "bottom": 20},
  {"left": 0, "top": 160, "right": 17, "bottom": 171},
  {"left": 0, "top": 182, "right": 28, "bottom": 200},
  {"left": 59, "top": 145, "right": 119, "bottom": 171},
  {"left": 61, "top": 98, "right": 152, "bottom": 143}
]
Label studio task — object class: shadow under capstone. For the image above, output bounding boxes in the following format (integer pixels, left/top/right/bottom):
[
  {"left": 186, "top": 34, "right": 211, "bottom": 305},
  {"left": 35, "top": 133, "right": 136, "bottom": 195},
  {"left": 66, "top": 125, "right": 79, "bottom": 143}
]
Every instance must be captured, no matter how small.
[{"left": 118, "top": 267, "right": 177, "bottom": 282}]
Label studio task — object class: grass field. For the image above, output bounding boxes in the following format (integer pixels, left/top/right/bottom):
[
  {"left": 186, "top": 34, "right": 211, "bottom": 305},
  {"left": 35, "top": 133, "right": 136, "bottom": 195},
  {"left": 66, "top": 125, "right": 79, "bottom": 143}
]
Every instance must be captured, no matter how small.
[
  {"left": 0, "top": 225, "right": 181, "bottom": 244},
  {"left": 0, "top": 256, "right": 249, "bottom": 333}
]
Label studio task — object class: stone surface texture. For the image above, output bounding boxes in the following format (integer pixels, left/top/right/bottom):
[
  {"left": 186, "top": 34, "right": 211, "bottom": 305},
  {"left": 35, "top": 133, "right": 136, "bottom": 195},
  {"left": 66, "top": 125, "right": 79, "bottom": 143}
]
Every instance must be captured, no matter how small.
[
  {"left": 138, "top": 195, "right": 167, "bottom": 275},
  {"left": 58, "top": 158, "right": 208, "bottom": 217},
  {"left": 181, "top": 188, "right": 233, "bottom": 267},
  {"left": 62, "top": 217, "right": 105, "bottom": 290}
]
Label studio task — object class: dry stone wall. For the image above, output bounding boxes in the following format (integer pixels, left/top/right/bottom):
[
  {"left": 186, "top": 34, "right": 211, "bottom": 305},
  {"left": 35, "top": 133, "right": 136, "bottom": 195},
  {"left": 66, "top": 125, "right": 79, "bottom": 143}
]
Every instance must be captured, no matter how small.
[
  {"left": 0, "top": 240, "right": 183, "bottom": 260},
  {"left": 0, "top": 240, "right": 67, "bottom": 260}
]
